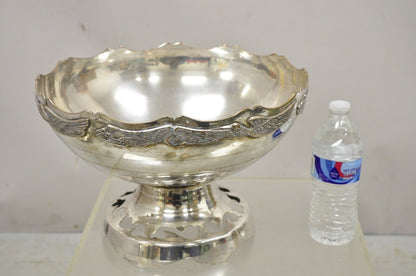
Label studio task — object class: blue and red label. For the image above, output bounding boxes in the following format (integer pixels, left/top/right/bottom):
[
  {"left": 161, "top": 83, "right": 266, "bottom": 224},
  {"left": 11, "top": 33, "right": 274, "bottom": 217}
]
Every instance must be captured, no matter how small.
[{"left": 312, "top": 155, "right": 362, "bottom": 184}]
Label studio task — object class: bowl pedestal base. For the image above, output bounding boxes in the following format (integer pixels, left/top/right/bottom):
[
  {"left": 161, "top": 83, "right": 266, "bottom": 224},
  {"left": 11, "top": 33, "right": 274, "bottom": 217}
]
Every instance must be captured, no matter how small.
[{"left": 104, "top": 183, "right": 253, "bottom": 266}]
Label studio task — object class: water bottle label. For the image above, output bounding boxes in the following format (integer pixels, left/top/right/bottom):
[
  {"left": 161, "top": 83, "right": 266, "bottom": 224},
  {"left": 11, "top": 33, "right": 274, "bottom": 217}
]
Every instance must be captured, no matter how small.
[{"left": 312, "top": 155, "right": 362, "bottom": 184}]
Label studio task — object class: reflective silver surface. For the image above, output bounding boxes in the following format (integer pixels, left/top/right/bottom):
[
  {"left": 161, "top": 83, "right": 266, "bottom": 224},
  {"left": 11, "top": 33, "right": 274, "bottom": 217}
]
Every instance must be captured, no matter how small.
[
  {"left": 36, "top": 43, "right": 308, "bottom": 265},
  {"left": 106, "top": 184, "right": 251, "bottom": 265}
]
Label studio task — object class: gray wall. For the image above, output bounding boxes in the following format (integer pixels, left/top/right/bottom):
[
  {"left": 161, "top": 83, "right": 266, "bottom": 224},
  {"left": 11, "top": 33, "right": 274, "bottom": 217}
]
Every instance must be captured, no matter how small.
[{"left": 1, "top": 0, "right": 415, "bottom": 234}]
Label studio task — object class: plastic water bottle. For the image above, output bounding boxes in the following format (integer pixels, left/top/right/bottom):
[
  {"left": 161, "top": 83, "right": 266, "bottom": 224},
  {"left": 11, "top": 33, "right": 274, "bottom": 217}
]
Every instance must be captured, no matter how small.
[{"left": 309, "top": 100, "right": 363, "bottom": 246}]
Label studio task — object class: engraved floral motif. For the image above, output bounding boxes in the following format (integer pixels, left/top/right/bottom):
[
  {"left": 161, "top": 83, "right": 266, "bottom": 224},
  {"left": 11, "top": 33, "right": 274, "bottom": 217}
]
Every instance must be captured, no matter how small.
[
  {"left": 93, "top": 106, "right": 294, "bottom": 147},
  {"left": 37, "top": 94, "right": 297, "bottom": 147},
  {"left": 36, "top": 97, "right": 90, "bottom": 137}
]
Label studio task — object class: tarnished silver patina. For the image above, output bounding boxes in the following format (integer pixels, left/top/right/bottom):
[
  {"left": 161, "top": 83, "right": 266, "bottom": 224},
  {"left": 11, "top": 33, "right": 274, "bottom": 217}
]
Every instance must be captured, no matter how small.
[{"left": 36, "top": 43, "right": 308, "bottom": 266}]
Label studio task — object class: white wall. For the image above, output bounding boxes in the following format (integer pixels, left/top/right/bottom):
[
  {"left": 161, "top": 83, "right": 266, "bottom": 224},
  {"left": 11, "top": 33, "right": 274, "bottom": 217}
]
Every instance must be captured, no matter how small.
[{"left": 0, "top": 0, "right": 415, "bottom": 234}]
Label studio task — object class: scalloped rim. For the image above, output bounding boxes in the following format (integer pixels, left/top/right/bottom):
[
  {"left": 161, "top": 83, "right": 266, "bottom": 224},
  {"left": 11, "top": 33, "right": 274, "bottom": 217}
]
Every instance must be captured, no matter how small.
[{"left": 35, "top": 43, "right": 308, "bottom": 143}]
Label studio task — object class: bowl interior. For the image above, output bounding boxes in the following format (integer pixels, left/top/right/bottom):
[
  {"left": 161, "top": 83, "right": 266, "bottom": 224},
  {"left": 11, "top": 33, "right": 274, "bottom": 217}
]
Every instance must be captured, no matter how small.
[{"left": 46, "top": 47, "right": 299, "bottom": 123}]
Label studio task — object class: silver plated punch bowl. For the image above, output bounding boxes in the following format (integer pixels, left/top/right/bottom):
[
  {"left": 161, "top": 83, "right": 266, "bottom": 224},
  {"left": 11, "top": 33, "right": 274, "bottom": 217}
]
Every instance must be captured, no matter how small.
[{"left": 36, "top": 43, "right": 308, "bottom": 266}]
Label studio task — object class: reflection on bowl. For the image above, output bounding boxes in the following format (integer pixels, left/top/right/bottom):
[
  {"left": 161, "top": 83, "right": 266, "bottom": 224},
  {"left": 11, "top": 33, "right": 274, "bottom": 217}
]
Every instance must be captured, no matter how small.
[{"left": 36, "top": 43, "right": 308, "bottom": 186}]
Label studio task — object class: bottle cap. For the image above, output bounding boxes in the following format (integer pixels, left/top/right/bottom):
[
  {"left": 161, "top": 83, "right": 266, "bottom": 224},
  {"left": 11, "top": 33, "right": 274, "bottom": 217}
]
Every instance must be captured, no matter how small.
[{"left": 329, "top": 100, "right": 351, "bottom": 114}]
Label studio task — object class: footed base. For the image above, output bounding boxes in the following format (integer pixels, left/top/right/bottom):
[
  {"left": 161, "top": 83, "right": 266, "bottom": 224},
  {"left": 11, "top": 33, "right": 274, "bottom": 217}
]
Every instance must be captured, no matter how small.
[
  {"left": 68, "top": 178, "right": 374, "bottom": 275},
  {"left": 104, "top": 183, "right": 253, "bottom": 266}
]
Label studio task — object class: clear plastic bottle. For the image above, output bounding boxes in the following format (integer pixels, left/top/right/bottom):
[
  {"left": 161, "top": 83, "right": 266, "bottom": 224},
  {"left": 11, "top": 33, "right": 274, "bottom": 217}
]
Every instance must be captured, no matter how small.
[{"left": 309, "top": 100, "right": 363, "bottom": 246}]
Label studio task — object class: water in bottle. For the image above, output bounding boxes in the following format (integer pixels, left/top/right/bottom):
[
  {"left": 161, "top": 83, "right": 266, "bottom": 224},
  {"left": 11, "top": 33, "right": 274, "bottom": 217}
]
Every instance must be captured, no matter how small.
[{"left": 309, "top": 100, "right": 363, "bottom": 246}]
